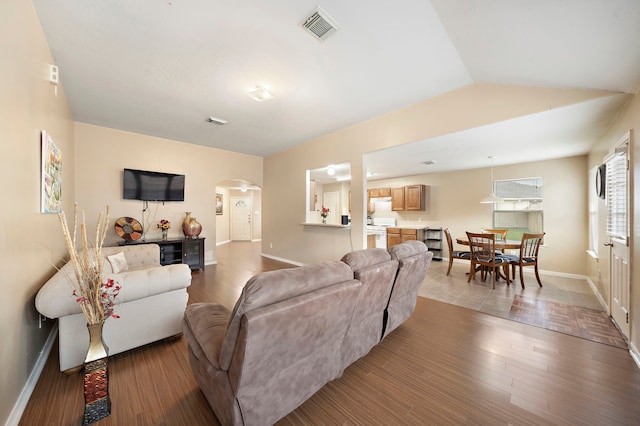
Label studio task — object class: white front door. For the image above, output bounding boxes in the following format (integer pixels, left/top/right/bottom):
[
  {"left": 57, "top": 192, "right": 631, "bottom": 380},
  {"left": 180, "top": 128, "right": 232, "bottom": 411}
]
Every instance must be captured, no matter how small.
[
  {"left": 606, "top": 132, "right": 631, "bottom": 338},
  {"left": 231, "top": 197, "right": 252, "bottom": 241}
]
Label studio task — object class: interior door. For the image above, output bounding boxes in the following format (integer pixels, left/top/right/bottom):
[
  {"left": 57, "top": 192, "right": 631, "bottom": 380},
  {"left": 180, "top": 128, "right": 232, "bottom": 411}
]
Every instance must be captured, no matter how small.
[
  {"left": 322, "top": 191, "right": 339, "bottom": 224},
  {"left": 231, "top": 197, "right": 252, "bottom": 241},
  {"left": 606, "top": 132, "right": 631, "bottom": 338}
]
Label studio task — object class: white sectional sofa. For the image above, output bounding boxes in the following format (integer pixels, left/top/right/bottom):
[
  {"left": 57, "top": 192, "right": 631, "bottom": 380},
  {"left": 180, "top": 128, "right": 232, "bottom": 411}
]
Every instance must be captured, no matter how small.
[{"left": 36, "top": 244, "right": 192, "bottom": 372}]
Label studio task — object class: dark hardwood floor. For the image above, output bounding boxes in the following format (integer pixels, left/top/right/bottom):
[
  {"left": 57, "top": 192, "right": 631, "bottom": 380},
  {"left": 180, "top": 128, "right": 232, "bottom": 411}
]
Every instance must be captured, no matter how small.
[{"left": 20, "top": 242, "right": 640, "bottom": 425}]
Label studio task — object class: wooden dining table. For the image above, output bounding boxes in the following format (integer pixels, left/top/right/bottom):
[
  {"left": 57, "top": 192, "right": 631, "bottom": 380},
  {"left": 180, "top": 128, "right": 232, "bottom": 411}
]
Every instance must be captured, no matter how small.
[
  {"left": 455, "top": 237, "right": 521, "bottom": 251},
  {"left": 456, "top": 237, "right": 521, "bottom": 281}
]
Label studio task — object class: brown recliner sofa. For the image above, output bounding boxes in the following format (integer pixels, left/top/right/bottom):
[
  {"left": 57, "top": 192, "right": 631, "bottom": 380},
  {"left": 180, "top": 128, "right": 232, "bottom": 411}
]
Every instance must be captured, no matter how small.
[{"left": 183, "top": 242, "right": 433, "bottom": 425}]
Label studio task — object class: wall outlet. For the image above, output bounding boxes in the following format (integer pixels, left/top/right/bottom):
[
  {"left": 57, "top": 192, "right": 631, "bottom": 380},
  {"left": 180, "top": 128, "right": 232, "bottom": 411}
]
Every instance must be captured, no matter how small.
[{"left": 270, "top": 243, "right": 273, "bottom": 249}]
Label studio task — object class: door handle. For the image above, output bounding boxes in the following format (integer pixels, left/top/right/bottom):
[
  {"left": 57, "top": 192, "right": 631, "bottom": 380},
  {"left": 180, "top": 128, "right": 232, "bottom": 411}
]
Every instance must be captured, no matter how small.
[{"left": 604, "top": 242, "right": 614, "bottom": 247}]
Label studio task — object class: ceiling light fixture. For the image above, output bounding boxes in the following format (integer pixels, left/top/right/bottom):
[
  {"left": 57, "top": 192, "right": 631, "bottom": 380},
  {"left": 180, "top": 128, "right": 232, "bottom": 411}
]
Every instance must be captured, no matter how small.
[
  {"left": 248, "top": 85, "right": 274, "bottom": 102},
  {"left": 327, "top": 166, "right": 335, "bottom": 176},
  {"left": 480, "top": 156, "right": 504, "bottom": 204}
]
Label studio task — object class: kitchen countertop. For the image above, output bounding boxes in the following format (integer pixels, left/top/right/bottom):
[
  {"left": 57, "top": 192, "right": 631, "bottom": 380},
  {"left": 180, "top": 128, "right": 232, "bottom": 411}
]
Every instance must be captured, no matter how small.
[{"left": 389, "top": 224, "right": 429, "bottom": 230}]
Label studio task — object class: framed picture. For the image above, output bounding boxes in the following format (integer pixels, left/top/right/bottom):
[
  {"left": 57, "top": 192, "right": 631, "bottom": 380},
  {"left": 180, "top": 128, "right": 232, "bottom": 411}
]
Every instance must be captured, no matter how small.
[
  {"left": 216, "top": 193, "right": 223, "bottom": 215},
  {"left": 41, "top": 131, "right": 62, "bottom": 213}
]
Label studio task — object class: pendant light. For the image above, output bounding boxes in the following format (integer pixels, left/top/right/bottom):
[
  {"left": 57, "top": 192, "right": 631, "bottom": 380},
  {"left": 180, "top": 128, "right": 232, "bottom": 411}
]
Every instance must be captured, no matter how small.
[{"left": 480, "top": 156, "right": 504, "bottom": 204}]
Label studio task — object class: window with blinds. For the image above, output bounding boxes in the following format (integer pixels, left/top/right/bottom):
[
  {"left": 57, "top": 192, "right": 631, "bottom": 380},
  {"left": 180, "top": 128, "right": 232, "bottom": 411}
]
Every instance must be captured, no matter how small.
[
  {"left": 492, "top": 177, "right": 543, "bottom": 240},
  {"left": 605, "top": 148, "right": 628, "bottom": 243}
]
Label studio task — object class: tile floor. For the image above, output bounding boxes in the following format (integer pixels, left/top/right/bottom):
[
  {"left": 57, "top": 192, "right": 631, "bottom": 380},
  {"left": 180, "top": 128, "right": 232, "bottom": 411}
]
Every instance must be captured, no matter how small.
[{"left": 420, "top": 259, "right": 628, "bottom": 348}]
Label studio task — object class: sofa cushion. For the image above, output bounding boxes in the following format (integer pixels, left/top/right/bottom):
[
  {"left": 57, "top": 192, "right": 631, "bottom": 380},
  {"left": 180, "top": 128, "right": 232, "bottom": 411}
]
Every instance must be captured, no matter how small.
[
  {"left": 219, "top": 260, "right": 354, "bottom": 370},
  {"left": 36, "top": 250, "right": 191, "bottom": 319},
  {"left": 183, "top": 303, "right": 231, "bottom": 370},
  {"left": 102, "top": 244, "right": 160, "bottom": 273},
  {"left": 107, "top": 251, "right": 128, "bottom": 273}
]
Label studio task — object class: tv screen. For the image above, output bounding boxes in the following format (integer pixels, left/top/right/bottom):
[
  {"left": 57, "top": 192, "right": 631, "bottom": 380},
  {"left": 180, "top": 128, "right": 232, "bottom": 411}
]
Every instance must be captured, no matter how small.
[{"left": 123, "top": 168, "right": 185, "bottom": 201}]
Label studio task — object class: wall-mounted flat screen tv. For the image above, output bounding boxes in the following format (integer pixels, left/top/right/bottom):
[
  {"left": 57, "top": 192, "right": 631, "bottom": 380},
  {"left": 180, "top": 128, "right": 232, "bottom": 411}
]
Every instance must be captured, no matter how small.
[{"left": 123, "top": 168, "right": 185, "bottom": 201}]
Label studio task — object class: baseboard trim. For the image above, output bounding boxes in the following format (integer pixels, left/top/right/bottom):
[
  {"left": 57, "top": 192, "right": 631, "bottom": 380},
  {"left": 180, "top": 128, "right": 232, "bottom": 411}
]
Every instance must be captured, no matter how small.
[
  {"left": 629, "top": 342, "right": 640, "bottom": 370},
  {"left": 260, "top": 253, "right": 303, "bottom": 267},
  {"left": 584, "top": 276, "right": 609, "bottom": 313},
  {"left": 450, "top": 258, "right": 587, "bottom": 280},
  {"left": 6, "top": 323, "right": 58, "bottom": 426}
]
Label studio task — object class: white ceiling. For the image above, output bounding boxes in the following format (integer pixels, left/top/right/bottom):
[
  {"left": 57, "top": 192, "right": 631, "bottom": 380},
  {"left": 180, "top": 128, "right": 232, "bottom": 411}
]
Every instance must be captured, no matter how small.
[{"left": 33, "top": 0, "right": 640, "bottom": 180}]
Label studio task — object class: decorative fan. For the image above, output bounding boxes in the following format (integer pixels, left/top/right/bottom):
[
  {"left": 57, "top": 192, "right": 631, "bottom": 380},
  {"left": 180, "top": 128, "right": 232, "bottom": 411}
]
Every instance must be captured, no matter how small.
[{"left": 114, "top": 217, "right": 143, "bottom": 241}]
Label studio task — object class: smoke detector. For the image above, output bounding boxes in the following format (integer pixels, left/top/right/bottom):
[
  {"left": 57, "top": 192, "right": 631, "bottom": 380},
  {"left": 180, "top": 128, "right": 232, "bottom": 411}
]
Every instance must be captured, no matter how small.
[{"left": 300, "top": 7, "right": 340, "bottom": 42}]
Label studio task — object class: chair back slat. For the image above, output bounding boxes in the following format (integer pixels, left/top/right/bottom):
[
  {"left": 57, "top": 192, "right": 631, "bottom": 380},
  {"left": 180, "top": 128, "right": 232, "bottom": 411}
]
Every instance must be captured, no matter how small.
[
  {"left": 520, "top": 233, "right": 544, "bottom": 259},
  {"left": 482, "top": 228, "right": 507, "bottom": 241},
  {"left": 466, "top": 231, "right": 509, "bottom": 288},
  {"left": 444, "top": 228, "right": 454, "bottom": 254},
  {"left": 467, "top": 232, "right": 497, "bottom": 262}
]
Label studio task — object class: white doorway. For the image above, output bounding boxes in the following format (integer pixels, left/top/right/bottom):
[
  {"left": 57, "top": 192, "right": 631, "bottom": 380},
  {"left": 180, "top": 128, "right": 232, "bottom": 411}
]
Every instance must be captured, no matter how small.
[
  {"left": 606, "top": 131, "right": 632, "bottom": 338},
  {"left": 323, "top": 191, "right": 339, "bottom": 224},
  {"left": 231, "top": 197, "right": 252, "bottom": 241}
]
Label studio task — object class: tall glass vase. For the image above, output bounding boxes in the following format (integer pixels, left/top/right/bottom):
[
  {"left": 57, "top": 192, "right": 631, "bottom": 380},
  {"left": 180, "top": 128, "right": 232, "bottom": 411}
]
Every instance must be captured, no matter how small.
[{"left": 83, "top": 322, "right": 111, "bottom": 424}]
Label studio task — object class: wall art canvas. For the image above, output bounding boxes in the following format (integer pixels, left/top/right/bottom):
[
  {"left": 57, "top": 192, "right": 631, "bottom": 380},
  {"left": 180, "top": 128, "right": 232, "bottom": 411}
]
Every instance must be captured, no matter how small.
[
  {"left": 41, "top": 131, "right": 62, "bottom": 213},
  {"left": 216, "top": 193, "right": 223, "bottom": 215}
]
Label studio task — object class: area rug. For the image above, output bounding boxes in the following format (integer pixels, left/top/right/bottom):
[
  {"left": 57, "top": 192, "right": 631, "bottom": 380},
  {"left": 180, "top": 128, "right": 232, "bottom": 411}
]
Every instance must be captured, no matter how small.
[{"left": 507, "top": 294, "right": 628, "bottom": 349}]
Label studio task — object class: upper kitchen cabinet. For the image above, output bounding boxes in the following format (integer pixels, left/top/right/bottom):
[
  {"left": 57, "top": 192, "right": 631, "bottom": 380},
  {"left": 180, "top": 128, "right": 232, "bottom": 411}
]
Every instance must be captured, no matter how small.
[
  {"left": 369, "top": 187, "right": 392, "bottom": 198},
  {"left": 405, "top": 184, "right": 426, "bottom": 210},
  {"left": 392, "top": 184, "right": 426, "bottom": 211},
  {"left": 391, "top": 187, "right": 405, "bottom": 211}
]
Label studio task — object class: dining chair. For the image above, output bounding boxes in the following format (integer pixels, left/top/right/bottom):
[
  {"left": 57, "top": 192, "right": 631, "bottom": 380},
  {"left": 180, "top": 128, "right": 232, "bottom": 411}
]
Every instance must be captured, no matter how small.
[
  {"left": 443, "top": 228, "right": 470, "bottom": 276},
  {"left": 481, "top": 228, "right": 508, "bottom": 241},
  {"left": 466, "top": 231, "right": 510, "bottom": 289},
  {"left": 504, "top": 233, "right": 545, "bottom": 289}
]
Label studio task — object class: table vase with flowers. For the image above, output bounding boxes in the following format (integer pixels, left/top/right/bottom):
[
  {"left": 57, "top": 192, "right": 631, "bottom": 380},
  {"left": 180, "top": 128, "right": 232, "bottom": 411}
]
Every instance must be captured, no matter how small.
[{"left": 320, "top": 206, "right": 330, "bottom": 224}]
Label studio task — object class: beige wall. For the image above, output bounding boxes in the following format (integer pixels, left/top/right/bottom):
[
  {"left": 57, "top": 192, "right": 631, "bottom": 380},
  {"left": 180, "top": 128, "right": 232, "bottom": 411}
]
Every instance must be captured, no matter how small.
[
  {"left": 74, "top": 123, "right": 263, "bottom": 264},
  {"left": 0, "top": 0, "right": 75, "bottom": 423},
  {"left": 367, "top": 156, "right": 588, "bottom": 275},
  {"left": 263, "top": 84, "right": 610, "bottom": 266}
]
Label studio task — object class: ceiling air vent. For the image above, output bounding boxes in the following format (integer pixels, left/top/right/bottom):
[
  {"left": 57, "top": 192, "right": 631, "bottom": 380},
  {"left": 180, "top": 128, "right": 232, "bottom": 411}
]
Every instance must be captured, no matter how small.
[
  {"left": 206, "top": 116, "right": 228, "bottom": 125},
  {"left": 300, "top": 7, "right": 340, "bottom": 42}
]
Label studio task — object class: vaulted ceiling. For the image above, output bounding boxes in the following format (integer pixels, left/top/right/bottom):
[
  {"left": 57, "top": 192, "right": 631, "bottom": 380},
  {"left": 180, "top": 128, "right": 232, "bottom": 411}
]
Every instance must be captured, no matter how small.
[{"left": 34, "top": 0, "right": 640, "bottom": 178}]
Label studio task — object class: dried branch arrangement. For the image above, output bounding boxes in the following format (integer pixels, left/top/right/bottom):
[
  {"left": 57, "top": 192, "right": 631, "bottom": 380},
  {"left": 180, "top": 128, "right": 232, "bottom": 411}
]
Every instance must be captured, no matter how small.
[{"left": 58, "top": 203, "right": 112, "bottom": 325}]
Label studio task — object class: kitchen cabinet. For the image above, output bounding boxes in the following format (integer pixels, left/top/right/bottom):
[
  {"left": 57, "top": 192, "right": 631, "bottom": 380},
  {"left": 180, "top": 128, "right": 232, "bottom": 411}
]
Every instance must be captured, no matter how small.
[
  {"left": 391, "top": 187, "right": 405, "bottom": 211},
  {"left": 387, "top": 227, "right": 428, "bottom": 250},
  {"left": 386, "top": 228, "right": 403, "bottom": 248},
  {"left": 368, "top": 187, "right": 391, "bottom": 198},
  {"left": 405, "top": 184, "right": 426, "bottom": 210},
  {"left": 387, "top": 227, "right": 426, "bottom": 249},
  {"left": 401, "top": 228, "right": 417, "bottom": 242},
  {"left": 391, "top": 184, "right": 426, "bottom": 211}
]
